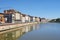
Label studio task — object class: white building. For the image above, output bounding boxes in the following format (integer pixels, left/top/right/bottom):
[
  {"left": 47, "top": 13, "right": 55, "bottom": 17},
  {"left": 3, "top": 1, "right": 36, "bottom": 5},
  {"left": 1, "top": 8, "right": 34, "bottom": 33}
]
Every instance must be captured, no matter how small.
[
  {"left": 28, "top": 15, "right": 31, "bottom": 22},
  {"left": 14, "top": 11, "right": 22, "bottom": 23},
  {"left": 33, "top": 17, "right": 35, "bottom": 22},
  {"left": 25, "top": 15, "right": 29, "bottom": 23},
  {"left": 21, "top": 14, "right": 26, "bottom": 23}
]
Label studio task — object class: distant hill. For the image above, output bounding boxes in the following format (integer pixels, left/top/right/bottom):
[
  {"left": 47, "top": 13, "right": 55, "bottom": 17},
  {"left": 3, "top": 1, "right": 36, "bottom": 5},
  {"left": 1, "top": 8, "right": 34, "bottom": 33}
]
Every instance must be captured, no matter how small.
[{"left": 49, "top": 18, "right": 60, "bottom": 23}]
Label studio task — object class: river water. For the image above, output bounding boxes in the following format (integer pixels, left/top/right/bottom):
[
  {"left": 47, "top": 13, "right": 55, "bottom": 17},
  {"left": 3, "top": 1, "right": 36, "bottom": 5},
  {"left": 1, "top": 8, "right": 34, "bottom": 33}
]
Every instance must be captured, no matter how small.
[{"left": 18, "top": 23, "right": 60, "bottom": 40}]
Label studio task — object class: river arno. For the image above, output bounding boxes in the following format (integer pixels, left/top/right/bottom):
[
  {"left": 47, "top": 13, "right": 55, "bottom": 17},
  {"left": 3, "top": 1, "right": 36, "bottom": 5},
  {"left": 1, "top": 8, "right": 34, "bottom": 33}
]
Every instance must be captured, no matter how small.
[{"left": 18, "top": 23, "right": 60, "bottom": 40}]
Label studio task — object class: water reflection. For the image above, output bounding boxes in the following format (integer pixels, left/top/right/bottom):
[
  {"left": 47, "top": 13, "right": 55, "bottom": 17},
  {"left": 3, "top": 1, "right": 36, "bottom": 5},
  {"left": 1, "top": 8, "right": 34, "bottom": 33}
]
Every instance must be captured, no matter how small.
[
  {"left": 0, "top": 24, "right": 39, "bottom": 40},
  {"left": 32, "top": 24, "right": 40, "bottom": 30},
  {"left": 18, "top": 23, "right": 60, "bottom": 40}
]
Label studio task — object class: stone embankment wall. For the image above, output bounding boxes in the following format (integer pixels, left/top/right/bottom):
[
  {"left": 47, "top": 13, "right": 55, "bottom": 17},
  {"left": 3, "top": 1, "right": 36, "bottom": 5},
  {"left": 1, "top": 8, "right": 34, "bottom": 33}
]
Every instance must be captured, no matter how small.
[{"left": 0, "top": 22, "right": 39, "bottom": 34}]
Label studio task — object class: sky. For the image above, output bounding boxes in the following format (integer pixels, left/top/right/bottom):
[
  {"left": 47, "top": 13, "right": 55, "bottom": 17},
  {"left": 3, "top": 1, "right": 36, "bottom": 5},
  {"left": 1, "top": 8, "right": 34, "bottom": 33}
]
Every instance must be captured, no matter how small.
[{"left": 0, "top": 0, "right": 60, "bottom": 19}]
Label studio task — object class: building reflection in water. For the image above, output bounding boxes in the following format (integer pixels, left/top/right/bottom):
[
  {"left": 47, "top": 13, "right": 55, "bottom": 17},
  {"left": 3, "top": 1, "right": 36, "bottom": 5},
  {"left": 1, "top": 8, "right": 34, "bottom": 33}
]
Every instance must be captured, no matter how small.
[
  {"left": 32, "top": 24, "right": 40, "bottom": 30},
  {"left": 0, "top": 24, "right": 40, "bottom": 40}
]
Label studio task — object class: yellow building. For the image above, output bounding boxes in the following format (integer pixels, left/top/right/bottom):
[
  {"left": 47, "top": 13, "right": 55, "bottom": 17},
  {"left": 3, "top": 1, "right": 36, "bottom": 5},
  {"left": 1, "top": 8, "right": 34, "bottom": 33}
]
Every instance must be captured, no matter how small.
[
  {"left": 0, "top": 13, "right": 5, "bottom": 23},
  {"left": 35, "top": 17, "right": 40, "bottom": 22}
]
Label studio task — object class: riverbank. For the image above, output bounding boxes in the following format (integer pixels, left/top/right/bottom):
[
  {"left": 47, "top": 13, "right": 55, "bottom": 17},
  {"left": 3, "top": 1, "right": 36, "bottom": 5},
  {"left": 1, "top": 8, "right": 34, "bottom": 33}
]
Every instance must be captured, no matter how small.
[{"left": 0, "top": 22, "right": 40, "bottom": 34}]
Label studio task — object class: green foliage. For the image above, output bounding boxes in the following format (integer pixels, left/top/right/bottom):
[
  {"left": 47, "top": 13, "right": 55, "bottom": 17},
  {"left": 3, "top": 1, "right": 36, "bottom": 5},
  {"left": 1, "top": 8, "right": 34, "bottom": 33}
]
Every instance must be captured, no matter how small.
[{"left": 49, "top": 18, "right": 60, "bottom": 23}]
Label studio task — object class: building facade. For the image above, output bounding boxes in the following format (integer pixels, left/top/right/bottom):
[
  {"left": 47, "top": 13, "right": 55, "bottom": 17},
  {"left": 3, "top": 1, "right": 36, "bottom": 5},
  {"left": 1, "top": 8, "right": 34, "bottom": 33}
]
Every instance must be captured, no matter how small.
[
  {"left": 25, "top": 15, "right": 29, "bottom": 23},
  {"left": 29, "top": 16, "right": 33, "bottom": 22},
  {"left": 0, "top": 9, "right": 40, "bottom": 23},
  {"left": 21, "top": 14, "right": 26, "bottom": 23},
  {"left": 4, "top": 9, "right": 22, "bottom": 23},
  {"left": 35, "top": 17, "right": 40, "bottom": 22},
  {"left": 0, "top": 13, "right": 5, "bottom": 23}
]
